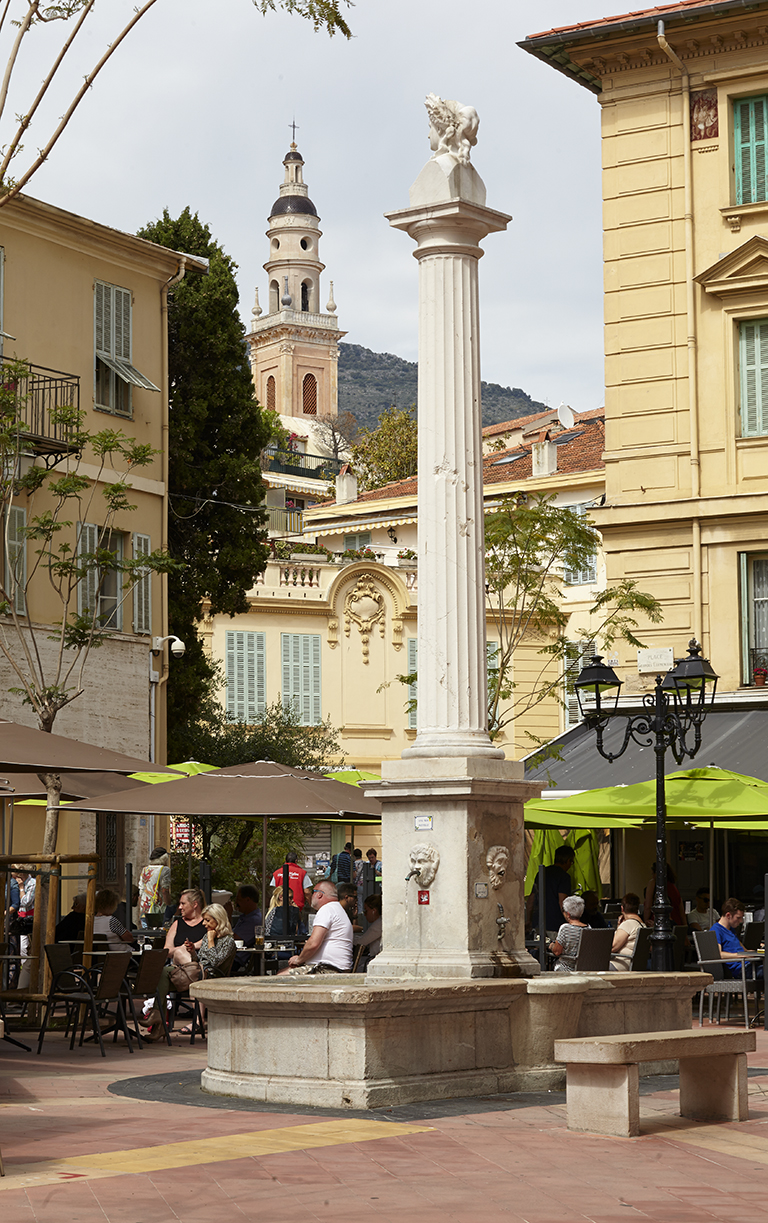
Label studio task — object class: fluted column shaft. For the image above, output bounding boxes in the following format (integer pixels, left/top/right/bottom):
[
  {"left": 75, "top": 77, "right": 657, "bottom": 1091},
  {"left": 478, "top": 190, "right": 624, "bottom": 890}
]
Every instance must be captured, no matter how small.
[{"left": 386, "top": 201, "right": 510, "bottom": 758}]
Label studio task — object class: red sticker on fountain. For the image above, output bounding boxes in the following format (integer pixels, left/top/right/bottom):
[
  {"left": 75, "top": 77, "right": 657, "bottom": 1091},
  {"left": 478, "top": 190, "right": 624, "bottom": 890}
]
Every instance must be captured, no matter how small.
[{"left": 418, "top": 890, "right": 430, "bottom": 905}]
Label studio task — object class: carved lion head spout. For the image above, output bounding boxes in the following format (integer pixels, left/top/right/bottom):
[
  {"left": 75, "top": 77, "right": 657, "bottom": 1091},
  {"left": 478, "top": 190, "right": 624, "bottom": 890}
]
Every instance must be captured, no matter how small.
[
  {"left": 408, "top": 843, "right": 440, "bottom": 888},
  {"left": 486, "top": 845, "right": 510, "bottom": 890},
  {"left": 425, "top": 93, "right": 479, "bottom": 166}
]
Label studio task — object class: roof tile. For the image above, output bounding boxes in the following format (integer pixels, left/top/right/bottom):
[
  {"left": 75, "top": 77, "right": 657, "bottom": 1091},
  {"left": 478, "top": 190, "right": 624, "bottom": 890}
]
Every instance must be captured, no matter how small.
[{"left": 528, "top": 0, "right": 733, "bottom": 41}]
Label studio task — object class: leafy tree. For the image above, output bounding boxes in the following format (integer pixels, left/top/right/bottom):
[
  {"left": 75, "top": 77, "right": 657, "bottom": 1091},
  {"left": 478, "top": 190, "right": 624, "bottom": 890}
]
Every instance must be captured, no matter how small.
[
  {"left": 484, "top": 493, "right": 663, "bottom": 738},
  {"left": 0, "top": 361, "right": 177, "bottom": 853},
  {"left": 350, "top": 405, "right": 418, "bottom": 492},
  {"left": 137, "top": 209, "right": 273, "bottom": 755},
  {"left": 170, "top": 696, "right": 344, "bottom": 897},
  {"left": 0, "top": 1, "right": 351, "bottom": 205}
]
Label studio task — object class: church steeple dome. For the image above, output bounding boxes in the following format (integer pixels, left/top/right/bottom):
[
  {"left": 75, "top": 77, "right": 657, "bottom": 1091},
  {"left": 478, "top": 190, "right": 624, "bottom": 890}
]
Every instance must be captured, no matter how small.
[
  {"left": 264, "top": 143, "right": 324, "bottom": 315},
  {"left": 246, "top": 137, "right": 346, "bottom": 426}
]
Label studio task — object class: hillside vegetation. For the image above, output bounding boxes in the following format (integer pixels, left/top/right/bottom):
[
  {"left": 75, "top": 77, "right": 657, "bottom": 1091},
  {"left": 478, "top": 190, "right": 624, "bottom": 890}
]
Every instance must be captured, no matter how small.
[{"left": 338, "top": 343, "right": 547, "bottom": 431}]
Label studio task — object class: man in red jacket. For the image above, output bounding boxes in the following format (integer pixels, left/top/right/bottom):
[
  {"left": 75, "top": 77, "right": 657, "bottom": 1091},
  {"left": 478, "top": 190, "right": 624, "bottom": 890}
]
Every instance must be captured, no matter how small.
[{"left": 270, "top": 852, "right": 312, "bottom": 913}]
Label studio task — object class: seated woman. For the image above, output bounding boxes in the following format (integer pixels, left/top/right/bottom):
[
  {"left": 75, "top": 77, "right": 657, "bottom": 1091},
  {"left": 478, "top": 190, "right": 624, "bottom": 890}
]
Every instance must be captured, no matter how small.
[
  {"left": 264, "top": 886, "right": 302, "bottom": 937},
  {"left": 550, "top": 895, "right": 587, "bottom": 972},
  {"left": 93, "top": 888, "right": 135, "bottom": 952},
  {"left": 177, "top": 903, "right": 236, "bottom": 1035},
  {"left": 610, "top": 893, "right": 645, "bottom": 971},
  {"left": 141, "top": 887, "right": 206, "bottom": 1038}
]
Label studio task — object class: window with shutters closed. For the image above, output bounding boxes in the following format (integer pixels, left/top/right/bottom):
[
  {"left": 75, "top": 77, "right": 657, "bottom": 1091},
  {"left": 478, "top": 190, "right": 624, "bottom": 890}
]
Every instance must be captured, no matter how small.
[
  {"left": 564, "top": 640, "right": 595, "bottom": 729},
  {"left": 281, "top": 633, "right": 321, "bottom": 725},
  {"left": 563, "top": 504, "right": 597, "bottom": 585},
  {"left": 739, "top": 319, "right": 768, "bottom": 436},
  {"left": 77, "top": 524, "right": 123, "bottom": 630},
  {"left": 302, "top": 373, "right": 317, "bottom": 415},
  {"left": 94, "top": 280, "right": 160, "bottom": 417},
  {"left": 266, "top": 375, "right": 276, "bottom": 412},
  {"left": 132, "top": 534, "right": 151, "bottom": 635},
  {"left": 226, "top": 631, "right": 266, "bottom": 723},
  {"left": 4, "top": 505, "right": 26, "bottom": 615},
  {"left": 735, "top": 95, "right": 768, "bottom": 205}
]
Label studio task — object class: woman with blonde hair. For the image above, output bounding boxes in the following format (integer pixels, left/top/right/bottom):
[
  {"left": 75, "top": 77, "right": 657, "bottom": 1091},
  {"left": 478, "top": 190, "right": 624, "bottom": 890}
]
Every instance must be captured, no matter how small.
[
  {"left": 176, "top": 903, "right": 235, "bottom": 1037},
  {"left": 265, "top": 885, "right": 301, "bottom": 937}
]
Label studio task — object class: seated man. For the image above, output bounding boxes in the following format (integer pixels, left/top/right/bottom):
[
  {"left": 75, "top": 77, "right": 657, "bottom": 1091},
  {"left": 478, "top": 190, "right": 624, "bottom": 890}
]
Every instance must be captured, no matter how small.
[
  {"left": 353, "top": 893, "right": 382, "bottom": 970},
  {"left": 231, "top": 885, "right": 263, "bottom": 971},
  {"left": 55, "top": 893, "right": 87, "bottom": 943},
  {"left": 712, "top": 898, "right": 763, "bottom": 979},
  {"left": 337, "top": 883, "right": 358, "bottom": 923},
  {"left": 281, "top": 881, "right": 352, "bottom": 976},
  {"left": 688, "top": 886, "right": 719, "bottom": 932}
]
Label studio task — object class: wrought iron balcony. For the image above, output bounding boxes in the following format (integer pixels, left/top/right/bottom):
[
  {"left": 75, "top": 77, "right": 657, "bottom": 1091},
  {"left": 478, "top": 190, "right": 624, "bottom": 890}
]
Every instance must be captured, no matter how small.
[
  {"left": 262, "top": 446, "right": 343, "bottom": 481},
  {"left": 2, "top": 358, "right": 80, "bottom": 463}
]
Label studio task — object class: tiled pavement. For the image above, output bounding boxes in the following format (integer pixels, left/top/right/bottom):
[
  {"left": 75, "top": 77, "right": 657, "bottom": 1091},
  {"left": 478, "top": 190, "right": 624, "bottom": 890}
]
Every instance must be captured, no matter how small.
[{"left": 1, "top": 1018, "right": 768, "bottom": 1222}]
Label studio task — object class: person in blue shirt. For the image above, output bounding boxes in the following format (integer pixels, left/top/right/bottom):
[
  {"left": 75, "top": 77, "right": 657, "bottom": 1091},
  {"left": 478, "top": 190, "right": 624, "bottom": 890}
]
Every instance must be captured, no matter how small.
[{"left": 712, "top": 898, "right": 763, "bottom": 979}]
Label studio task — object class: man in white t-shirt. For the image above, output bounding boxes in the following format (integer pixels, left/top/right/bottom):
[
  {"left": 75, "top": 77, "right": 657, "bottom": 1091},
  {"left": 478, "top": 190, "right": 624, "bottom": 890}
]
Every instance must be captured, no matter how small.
[{"left": 281, "top": 881, "right": 352, "bottom": 975}]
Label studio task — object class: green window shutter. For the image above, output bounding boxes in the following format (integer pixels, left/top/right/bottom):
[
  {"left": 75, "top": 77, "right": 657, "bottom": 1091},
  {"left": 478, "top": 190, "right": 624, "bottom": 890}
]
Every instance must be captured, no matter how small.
[
  {"left": 5, "top": 506, "right": 26, "bottom": 615},
  {"left": 281, "top": 633, "right": 321, "bottom": 725},
  {"left": 115, "top": 287, "right": 131, "bottom": 362},
  {"left": 564, "top": 640, "right": 595, "bottom": 729},
  {"left": 407, "top": 636, "right": 418, "bottom": 729},
  {"left": 77, "top": 522, "right": 99, "bottom": 617},
  {"left": 95, "top": 281, "right": 109, "bottom": 355},
  {"left": 735, "top": 96, "right": 768, "bottom": 205},
  {"left": 344, "top": 532, "right": 371, "bottom": 551},
  {"left": 132, "top": 533, "right": 151, "bottom": 635},
  {"left": 740, "top": 319, "right": 768, "bottom": 436},
  {"left": 226, "top": 630, "right": 266, "bottom": 723}
]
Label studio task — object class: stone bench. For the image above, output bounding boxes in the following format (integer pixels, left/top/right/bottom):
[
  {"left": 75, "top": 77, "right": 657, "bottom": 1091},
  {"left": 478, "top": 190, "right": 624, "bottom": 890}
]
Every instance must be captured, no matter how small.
[{"left": 554, "top": 1028, "right": 756, "bottom": 1137}]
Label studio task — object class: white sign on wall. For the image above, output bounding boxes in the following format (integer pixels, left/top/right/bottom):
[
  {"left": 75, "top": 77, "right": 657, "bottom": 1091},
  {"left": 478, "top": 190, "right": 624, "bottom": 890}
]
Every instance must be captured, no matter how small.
[
  {"left": 414, "top": 815, "right": 433, "bottom": 832},
  {"left": 637, "top": 647, "right": 674, "bottom": 674}
]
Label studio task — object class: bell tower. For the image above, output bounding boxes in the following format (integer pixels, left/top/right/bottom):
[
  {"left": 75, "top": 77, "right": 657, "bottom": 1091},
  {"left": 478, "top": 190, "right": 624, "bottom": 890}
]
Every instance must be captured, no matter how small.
[{"left": 247, "top": 142, "right": 345, "bottom": 423}]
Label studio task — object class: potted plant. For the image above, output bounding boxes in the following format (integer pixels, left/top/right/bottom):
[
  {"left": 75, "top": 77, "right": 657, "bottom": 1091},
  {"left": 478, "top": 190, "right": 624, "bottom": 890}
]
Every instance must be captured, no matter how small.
[
  {"left": 754, "top": 665, "right": 768, "bottom": 687},
  {"left": 289, "top": 543, "right": 331, "bottom": 563},
  {"left": 397, "top": 548, "right": 417, "bottom": 569}
]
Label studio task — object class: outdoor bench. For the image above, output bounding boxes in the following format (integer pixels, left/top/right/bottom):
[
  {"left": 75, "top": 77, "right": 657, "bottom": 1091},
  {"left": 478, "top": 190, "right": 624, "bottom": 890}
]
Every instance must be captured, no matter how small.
[{"left": 554, "top": 1028, "right": 756, "bottom": 1137}]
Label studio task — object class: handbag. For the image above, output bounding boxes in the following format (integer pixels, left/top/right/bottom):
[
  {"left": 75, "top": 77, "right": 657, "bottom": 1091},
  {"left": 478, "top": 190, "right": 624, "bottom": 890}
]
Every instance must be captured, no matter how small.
[
  {"left": 168, "top": 961, "right": 203, "bottom": 991},
  {"left": 10, "top": 915, "right": 33, "bottom": 936}
]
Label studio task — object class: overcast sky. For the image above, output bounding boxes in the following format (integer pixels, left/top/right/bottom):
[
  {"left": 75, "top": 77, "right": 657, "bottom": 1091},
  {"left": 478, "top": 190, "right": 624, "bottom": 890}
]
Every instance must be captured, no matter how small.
[{"left": 7, "top": 1, "right": 610, "bottom": 412}]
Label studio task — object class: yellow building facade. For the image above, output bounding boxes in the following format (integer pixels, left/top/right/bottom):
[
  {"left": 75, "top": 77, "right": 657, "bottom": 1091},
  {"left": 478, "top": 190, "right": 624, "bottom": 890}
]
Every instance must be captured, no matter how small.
[
  {"left": 0, "top": 194, "right": 205, "bottom": 875},
  {"left": 523, "top": 0, "right": 768, "bottom": 698},
  {"left": 206, "top": 410, "right": 607, "bottom": 767}
]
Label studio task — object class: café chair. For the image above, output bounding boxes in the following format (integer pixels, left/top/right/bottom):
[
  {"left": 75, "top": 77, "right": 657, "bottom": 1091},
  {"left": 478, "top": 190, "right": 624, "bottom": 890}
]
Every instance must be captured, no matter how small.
[
  {"left": 692, "top": 929, "right": 761, "bottom": 1029},
  {"left": 120, "top": 948, "right": 170, "bottom": 1048},
  {"left": 573, "top": 927, "right": 614, "bottom": 972},
  {"left": 37, "top": 949, "right": 134, "bottom": 1056}
]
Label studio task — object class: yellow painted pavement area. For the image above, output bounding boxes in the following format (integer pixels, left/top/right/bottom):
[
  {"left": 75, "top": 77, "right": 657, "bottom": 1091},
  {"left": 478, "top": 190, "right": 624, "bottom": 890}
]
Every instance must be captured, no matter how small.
[
  {"left": 0, "top": 1117, "right": 434, "bottom": 1190},
  {"left": 656, "top": 1115, "right": 768, "bottom": 1164}
]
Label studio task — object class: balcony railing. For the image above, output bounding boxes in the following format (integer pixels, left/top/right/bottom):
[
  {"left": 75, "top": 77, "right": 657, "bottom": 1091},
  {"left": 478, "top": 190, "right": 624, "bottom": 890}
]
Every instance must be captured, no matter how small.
[
  {"left": 262, "top": 446, "right": 343, "bottom": 481},
  {"left": 268, "top": 507, "right": 304, "bottom": 534},
  {"left": 2, "top": 358, "right": 80, "bottom": 462}
]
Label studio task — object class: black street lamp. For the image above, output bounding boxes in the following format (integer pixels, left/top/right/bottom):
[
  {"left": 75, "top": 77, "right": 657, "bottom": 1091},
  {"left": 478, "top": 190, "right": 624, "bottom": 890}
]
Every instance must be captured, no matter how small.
[{"left": 575, "top": 639, "right": 718, "bottom": 972}]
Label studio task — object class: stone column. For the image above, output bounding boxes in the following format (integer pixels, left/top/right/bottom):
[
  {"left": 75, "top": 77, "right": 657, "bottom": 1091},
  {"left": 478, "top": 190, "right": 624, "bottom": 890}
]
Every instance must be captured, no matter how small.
[
  {"left": 367, "top": 98, "right": 540, "bottom": 980},
  {"left": 387, "top": 188, "right": 509, "bottom": 759}
]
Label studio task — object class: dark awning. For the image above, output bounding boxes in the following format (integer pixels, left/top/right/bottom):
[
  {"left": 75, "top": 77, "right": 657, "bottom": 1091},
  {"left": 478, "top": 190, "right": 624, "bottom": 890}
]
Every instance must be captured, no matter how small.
[{"left": 524, "top": 706, "right": 768, "bottom": 790}]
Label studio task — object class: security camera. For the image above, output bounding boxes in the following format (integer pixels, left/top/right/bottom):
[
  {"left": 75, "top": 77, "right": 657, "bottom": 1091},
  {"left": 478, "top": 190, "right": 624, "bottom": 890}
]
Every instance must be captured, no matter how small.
[{"left": 169, "top": 637, "right": 186, "bottom": 658}]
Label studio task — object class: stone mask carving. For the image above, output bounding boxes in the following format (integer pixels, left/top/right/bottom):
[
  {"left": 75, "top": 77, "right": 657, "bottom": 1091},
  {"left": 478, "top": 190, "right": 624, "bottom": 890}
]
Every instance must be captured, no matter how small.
[
  {"left": 486, "top": 845, "right": 510, "bottom": 890},
  {"left": 409, "top": 843, "right": 440, "bottom": 887}
]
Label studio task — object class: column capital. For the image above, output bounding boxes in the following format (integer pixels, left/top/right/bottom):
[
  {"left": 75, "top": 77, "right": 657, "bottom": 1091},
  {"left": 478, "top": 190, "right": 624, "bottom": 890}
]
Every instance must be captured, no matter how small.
[{"left": 385, "top": 199, "right": 511, "bottom": 256}]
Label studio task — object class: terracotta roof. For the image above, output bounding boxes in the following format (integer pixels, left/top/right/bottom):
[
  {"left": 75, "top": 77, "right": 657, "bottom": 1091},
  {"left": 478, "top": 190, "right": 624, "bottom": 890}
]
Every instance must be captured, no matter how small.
[
  {"left": 313, "top": 413, "right": 605, "bottom": 511},
  {"left": 482, "top": 406, "right": 603, "bottom": 439},
  {"left": 527, "top": 0, "right": 750, "bottom": 41}
]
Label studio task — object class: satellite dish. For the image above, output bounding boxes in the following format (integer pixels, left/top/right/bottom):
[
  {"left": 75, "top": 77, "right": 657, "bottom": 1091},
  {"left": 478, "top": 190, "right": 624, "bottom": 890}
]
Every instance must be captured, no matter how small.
[{"left": 557, "top": 401, "right": 574, "bottom": 429}]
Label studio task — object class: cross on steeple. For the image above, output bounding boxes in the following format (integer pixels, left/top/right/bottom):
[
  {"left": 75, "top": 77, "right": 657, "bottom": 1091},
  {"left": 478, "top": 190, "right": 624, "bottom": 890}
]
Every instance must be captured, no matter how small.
[{"left": 289, "top": 119, "right": 299, "bottom": 143}]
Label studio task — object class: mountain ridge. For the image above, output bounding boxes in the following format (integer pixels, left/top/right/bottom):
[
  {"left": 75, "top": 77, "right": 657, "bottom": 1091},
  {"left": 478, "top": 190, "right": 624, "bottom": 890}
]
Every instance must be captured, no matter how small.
[{"left": 337, "top": 342, "right": 548, "bottom": 431}]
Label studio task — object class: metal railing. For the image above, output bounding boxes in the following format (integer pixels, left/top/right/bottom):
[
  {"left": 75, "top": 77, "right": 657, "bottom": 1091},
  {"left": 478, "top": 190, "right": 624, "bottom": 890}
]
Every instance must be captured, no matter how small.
[
  {"left": 268, "top": 507, "right": 304, "bottom": 534},
  {"left": 749, "top": 647, "right": 768, "bottom": 686},
  {"left": 1, "top": 358, "right": 80, "bottom": 457},
  {"left": 262, "top": 446, "right": 343, "bottom": 480}
]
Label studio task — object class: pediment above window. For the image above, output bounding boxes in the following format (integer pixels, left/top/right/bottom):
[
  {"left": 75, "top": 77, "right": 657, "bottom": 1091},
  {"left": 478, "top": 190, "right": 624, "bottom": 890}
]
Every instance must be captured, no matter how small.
[{"left": 696, "top": 235, "right": 768, "bottom": 298}]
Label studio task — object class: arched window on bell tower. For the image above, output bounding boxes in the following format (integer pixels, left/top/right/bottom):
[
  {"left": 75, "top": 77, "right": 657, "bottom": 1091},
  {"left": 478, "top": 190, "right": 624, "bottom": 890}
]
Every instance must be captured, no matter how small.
[
  {"left": 301, "top": 281, "right": 310, "bottom": 312},
  {"left": 270, "top": 280, "right": 280, "bottom": 313},
  {"left": 266, "top": 375, "right": 276, "bottom": 412},
  {"left": 302, "top": 373, "right": 317, "bottom": 415}
]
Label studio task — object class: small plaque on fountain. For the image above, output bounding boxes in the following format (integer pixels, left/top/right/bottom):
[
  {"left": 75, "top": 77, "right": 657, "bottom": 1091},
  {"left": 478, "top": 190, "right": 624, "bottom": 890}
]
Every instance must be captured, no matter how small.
[
  {"left": 414, "top": 814, "right": 433, "bottom": 831},
  {"left": 474, "top": 883, "right": 489, "bottom": 899},
  {"left": 418, "top": 891, "right": 430, "bottom": 905}
]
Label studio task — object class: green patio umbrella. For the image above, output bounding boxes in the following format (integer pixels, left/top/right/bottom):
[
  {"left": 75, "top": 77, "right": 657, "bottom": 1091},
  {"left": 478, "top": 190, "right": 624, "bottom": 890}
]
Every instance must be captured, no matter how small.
[{"left": 524, "top": 827, "right": 603, "bottom": 897}]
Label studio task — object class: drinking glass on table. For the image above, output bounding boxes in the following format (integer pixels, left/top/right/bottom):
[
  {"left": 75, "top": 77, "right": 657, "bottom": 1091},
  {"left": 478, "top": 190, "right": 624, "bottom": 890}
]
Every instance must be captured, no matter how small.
[{"left": 254, "top": 925, "right": 264, "bottom": 949}]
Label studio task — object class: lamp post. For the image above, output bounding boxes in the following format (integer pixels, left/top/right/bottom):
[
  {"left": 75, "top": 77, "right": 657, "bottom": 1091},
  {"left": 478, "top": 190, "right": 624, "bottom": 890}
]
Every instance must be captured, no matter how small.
[{"left": 575, "top": 639, "right": 718, "bottom": 972}]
